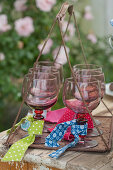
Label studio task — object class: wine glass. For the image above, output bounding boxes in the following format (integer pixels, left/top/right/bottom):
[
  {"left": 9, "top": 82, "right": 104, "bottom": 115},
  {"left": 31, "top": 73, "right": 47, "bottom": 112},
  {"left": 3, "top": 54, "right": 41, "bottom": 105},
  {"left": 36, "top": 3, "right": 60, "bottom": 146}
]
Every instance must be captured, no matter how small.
[
  {"left": 63, "top": 77, "right": 101, "bottom": 148},
  {"left": 75, "top": 72, "right": 105, "bottom": 136},
  {"left": 37, "top": 61, "right": 63, "bottom": 88},
  {"left": 28, "top": 65, "right": 61, "bottom": 118},
  {"left": 29, "top": 66, "right": 61, "bottom": 90},
  {"left": 22, "top": 72, "right": 58, "bottom": 120},
  {"left": 73, "top": 64, "right": 103, "bottom": 126}
]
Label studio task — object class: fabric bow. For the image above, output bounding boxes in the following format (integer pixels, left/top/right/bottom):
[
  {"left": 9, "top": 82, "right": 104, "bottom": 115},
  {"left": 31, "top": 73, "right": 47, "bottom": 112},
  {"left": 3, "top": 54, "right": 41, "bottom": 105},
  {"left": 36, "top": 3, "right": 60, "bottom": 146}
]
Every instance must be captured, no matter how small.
[
  {"left": 47, "top": 107, "right": 92, "bottom": 142},
  {"left": 2, "top": 120, "right": 44, "bottom": 162},
  {"left": 45, "top": 119, "right": 87, "bottom": 158}
]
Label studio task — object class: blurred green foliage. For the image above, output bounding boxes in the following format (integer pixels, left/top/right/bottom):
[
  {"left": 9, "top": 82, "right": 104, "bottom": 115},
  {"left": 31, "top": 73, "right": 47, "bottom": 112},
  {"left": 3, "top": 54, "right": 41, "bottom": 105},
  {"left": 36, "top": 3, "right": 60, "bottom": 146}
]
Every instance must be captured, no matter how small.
[{"left": 0, "top": 0, "right": 113, "bottom": 131}]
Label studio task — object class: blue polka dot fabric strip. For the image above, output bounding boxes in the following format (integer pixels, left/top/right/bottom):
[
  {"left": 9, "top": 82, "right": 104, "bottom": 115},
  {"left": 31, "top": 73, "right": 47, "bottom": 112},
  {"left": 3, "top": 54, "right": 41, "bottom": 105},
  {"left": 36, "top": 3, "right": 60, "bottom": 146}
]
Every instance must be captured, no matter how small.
[{"left": 45, "top": 119, "right": 87, "bottom": 158}]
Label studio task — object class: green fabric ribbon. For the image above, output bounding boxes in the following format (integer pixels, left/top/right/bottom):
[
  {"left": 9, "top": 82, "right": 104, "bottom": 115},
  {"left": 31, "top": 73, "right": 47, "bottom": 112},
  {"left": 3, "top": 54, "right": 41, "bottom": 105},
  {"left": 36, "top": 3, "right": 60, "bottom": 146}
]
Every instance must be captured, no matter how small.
[
  {"left": 7, "top": 115, "right": 34, "bottom": 134},
  {"left": 2, "top": 120, "right": 44, "bottom": 162}
]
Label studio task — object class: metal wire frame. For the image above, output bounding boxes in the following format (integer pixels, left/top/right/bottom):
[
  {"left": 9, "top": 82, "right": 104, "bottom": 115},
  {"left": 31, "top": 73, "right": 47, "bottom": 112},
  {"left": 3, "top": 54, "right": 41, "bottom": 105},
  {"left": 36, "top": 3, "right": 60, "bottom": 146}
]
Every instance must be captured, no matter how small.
[{"left": 5, "top": 2, "right": 111, "bottom": 150}]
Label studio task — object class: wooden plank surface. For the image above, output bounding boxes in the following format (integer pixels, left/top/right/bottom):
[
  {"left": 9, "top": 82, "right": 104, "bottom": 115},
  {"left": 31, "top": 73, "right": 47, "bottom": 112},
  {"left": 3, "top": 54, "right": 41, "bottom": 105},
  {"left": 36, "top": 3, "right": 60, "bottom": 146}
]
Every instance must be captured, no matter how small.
[
  {"left": 66, "top": 152, "right": 110, "bottom": 170},
  {"left": 92, "top": 95, "right": 113, "bottom": 116},
  {"left": 98, "top": 162, "right": 113, "bottom": 170},
  {"left": 0, "top": 95, "right": 113, "bottom": 170}
]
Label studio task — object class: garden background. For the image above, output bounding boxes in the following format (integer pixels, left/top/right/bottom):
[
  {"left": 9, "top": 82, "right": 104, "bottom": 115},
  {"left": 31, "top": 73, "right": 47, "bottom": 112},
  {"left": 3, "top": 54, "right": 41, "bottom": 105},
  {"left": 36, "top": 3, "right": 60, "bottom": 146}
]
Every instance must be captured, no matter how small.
[{"left": 0, "top": 0, "right": 113, "bottom": 132}]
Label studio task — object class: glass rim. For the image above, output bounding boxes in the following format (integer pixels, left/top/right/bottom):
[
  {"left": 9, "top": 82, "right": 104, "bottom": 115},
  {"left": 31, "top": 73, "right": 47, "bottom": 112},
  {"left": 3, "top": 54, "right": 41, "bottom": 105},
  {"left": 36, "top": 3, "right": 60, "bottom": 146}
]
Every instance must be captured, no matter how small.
[
  {"left": 65, "top": 77, "right": 101, "bottom": 84},
  {"left": 29, "top": 67, "right": 59, "bottom": 74},
  {"left": 24, "top": 72, "right": 57, "bottom": 81},
  {"left": 75, "top": 72, "right": 104, "bottom": 78},
  {"left": 73, "top": 64, "right": 103, "bottom": 70},
  {"left": 37, "top": 60, "right": 63, "bottom": 66}
]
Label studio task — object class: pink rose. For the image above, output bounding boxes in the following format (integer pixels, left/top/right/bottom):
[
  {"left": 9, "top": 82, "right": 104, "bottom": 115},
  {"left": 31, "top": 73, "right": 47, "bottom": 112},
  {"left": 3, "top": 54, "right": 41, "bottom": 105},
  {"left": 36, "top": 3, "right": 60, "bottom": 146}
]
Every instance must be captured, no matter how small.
[
  {"left": 87, "top": 33, "right": 97, "bottom": 44},
  {"left": 84, "top": 6, "right": 94, "bottom": 20},
  {"left": 0, "top": 53, "right": 5, "bottom": 61},
  {"left": 0, "top": 14, "right": 11, "bottom": 32},
  {"left": 61, "top": 21, "right": 75, "bottom": 41},
  {"left": 53, "top": 46, "right": 70, "bottom": 65},
  {"left": 38, "top": 39, "right": 53, "bottom": 54},
  {"left": 14, "top": 17, "right": 34, "bottom": 37},
  {"left": 14, "top": 0, "right": 27, "bottom": 12},
  {"left": 36, "top": 0, "right": 56, "bottom": 12}
]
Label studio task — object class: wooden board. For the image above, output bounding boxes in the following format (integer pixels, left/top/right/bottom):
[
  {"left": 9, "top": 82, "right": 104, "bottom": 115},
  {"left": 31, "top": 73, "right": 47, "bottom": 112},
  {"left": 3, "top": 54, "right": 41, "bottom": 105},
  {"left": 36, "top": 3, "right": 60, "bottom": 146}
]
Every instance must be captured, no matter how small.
[{"left": 6, "top": 116, "right": 113, "bottom": 153}]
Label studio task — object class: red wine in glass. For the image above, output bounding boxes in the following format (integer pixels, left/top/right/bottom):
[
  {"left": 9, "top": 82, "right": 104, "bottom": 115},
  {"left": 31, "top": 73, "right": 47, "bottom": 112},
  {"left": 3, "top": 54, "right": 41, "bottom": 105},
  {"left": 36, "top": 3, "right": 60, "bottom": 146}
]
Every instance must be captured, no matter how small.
[
  {"left": 63, "top": 78, "right": 101, "bottom": 149},
  {"left": 75, "top": 72, "right": 105, "bottom": 136},
  {"left": 22, "top": 72, "right": 58, "bottom": 120},
  {"left": 22, "top": 72, "right": 58, "bottom": 143},
  {"left": 73, "top": 65, "right": 105, "bottom": 128},
  {"left": 25, "top": 97, "right": 57, "bottom": 119}
]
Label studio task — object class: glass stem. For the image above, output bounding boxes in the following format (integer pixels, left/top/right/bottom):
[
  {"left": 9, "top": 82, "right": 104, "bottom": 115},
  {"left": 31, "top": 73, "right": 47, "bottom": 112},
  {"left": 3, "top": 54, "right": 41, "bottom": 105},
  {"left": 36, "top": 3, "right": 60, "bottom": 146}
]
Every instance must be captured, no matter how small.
[
  {"left": 76, "top": 113, "right": 87, "bottom": 143},
  {"left": 34, "top": 110, "right": 44, "bottom": 120}
]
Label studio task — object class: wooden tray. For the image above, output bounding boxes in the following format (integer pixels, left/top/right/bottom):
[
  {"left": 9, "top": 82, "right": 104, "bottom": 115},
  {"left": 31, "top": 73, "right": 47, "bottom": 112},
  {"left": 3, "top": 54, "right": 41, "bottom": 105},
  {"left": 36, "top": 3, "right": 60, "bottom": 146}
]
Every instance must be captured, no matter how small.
[{"left": 7, "top": 116, "right": 113, "bottom": 152}]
